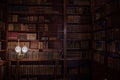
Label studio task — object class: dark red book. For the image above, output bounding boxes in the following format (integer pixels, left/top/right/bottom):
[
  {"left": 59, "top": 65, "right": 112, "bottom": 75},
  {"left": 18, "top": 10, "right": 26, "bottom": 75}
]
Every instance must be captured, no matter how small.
[{"left": 8, "top": 32, "right": 18, "bottom": 40}]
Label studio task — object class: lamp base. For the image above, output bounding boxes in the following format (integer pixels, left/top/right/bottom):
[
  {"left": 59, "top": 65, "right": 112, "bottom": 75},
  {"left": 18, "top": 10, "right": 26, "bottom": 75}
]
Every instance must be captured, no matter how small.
[{"left": 17, "top": 54, "right": 24, "bottom": 60}]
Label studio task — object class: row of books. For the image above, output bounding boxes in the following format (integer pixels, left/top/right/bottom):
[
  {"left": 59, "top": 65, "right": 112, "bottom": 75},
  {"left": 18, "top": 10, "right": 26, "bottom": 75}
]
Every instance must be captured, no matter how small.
[
  {"left": 66, "top": 51, "right": 83, "bottom": 59},
  {"left": 8, "top": 23, "right": 48, "bottom": 32},
  {"left": 8, "top": 6, "right": 61, "bottom": 14},
  {"left": 67, "top": 41, "right": 89, "bottom": 49},
  {"left": 8, "top": 41, "right": 48, "bottom": 49},
  {"left": 8, "top": 32, "right": 37, "bottom": 40},
  {"left": 67, "top": 7, "right": 90, "bottom": 15},
  {"left": 67, "top": 33, "right": 91, "bottom": 40},
  {"left": 94, "top": 52, "right": 120, "bottom": 71},
  {"left": 66, "top": 51, "right": 91, "bottom": 60},
  {"left": 94, "top": 43, "right": 120, "bottom": 53},
  {"left": 8, "top": 24, "right": 36, "bottom": 31},
  {"left": 8, "top": 50, "right": 60, "bottom": 60},
  {"left": 8, "top": 32, "right": 57, "bottom": 41},
  {"left": 8, "top": 0, "right": 57, "bottom": 5},
  {"left": 67, "top": 16, "right": 91, "bottom": 24},
  {"left": 94, "top": 41, "right": 120, "bottom": 53},
  {"left": 11, "top": 64, "right": 62, "bottom": 75},
  {"left": 67, "top": 25, "right": 91, "bottom": 32},
  {"left": 9, "top": 15, "right": 50, "bottom": 23}
]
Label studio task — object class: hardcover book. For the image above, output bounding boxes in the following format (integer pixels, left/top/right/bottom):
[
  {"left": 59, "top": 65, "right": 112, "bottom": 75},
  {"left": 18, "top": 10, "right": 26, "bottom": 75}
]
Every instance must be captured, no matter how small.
[
  {"left": 8, "top": 32, "right": 18, "bottom": 40},
  {"left": 27, "top": 33, "right": 36, "bottom": 40},
  {"left": 30, "top": 41, "right": 39, "bottom": 49}
]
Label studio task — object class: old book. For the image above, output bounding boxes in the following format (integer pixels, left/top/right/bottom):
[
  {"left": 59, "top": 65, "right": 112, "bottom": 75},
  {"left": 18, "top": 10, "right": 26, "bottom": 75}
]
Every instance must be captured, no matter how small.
[
  {"left": 18, "top": 33, "right": 27, "bottom": 40},
  {"left": 8, "top": 24, "right": 14, "bottom": 31},
  {"left": 20, "top": 24, "right": 28, "bottom": 31},
  {"left": 39, "top": 42, "right": 44, "bottom": 49},
  {"left": 27, "top": 33, "right": 36, "bottom": 40},
  {"left": 8, "top": 32, "right": 18, "bottom": 40},
  {"left": 30, "top": 41, "right": 39, "bottom": 49}
]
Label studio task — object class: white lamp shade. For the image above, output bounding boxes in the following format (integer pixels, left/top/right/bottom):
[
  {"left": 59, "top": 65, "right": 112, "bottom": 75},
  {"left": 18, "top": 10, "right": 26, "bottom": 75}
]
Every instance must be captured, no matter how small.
[
  {"left": 15, "top": 46, "right": 21, "bottom": 53},
  {"left": 22, "top": 45, "right": 28, "bottom": 53}
]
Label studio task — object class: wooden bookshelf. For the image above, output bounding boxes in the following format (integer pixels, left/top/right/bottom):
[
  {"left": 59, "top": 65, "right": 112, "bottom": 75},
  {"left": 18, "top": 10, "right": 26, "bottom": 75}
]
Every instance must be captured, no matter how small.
[
  {"left": 6, "top": 0, "right": 63, "bottom": 80},
  {"left": 5, "top": 0, "right": 93, "bottom": 80},
  {"left": 7, "top": 0, "right": 63, "bottom": 59},
  {"left": 0, "top": 0, "right": 93, "bottom": 80},
  {"left": 92, "top": 0, "right": 120, "bottom": 79},
  {"left": 62, "top": 0, "right": 92, "bottom": 80}
]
